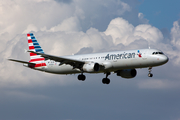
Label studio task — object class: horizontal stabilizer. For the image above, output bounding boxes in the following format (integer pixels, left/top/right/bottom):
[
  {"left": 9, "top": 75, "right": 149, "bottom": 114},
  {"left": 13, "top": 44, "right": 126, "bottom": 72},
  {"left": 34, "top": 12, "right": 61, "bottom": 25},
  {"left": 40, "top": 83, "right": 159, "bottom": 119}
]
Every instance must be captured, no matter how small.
[{"left": 8, "top": 59, "right": 36, "bottom": 65}]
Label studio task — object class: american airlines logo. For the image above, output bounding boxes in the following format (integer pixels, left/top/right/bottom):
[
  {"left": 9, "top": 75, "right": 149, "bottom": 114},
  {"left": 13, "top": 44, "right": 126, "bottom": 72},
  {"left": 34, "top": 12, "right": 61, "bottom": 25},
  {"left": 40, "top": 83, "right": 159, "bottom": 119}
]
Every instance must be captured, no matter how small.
[
  {"left": 105, "top": 52, "right": 135, "bottom": 60},
  {"left": 137, "top": 50, "right": 142, "bottom": 57}
]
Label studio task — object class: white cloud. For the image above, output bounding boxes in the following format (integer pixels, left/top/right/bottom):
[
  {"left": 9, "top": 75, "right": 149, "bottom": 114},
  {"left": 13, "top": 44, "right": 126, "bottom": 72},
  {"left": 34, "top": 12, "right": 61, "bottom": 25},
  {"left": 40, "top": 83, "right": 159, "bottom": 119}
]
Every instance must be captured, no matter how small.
[
  {"left": 104, "top": 17, "right": 134, "bottom": 45},
  {"left": 0, "top": 0, "right": 179, "bottom": 91},
  {"left": 138, "top": 12, "right": 149, "bottom": 24},
  {"left": 0, "top": 1, "right": 180, "bottom": 119},
  {"left": 104, "top": 17, "right": 163, "bottom": 46},
  {"left": 0, "top": 0, "right": 131, "bottom": 42},
  {"left": 117, "top": 1, "right": 131, "bottom": 15},
  {"left": 0, "top": 17, "right": 169, "bottom": 88},
  {"left": 23, "top": 24, "right": 39, "bottom": 34},
  {"left": 171, "top": 21, "right": 180, "bottom": 49},
  {"left": 49, "top": 17, "right": 81, "bottom": 32},
  {"left": 134, "top": 24, "right": 164, "bottom": 43}
]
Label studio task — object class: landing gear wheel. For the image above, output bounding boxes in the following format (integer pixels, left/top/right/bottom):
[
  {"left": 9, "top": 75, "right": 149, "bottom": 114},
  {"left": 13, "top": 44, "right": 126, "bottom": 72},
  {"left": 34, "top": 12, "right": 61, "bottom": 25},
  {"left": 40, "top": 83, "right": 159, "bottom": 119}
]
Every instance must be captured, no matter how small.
[
  {"left": 148, "top": 67, "right": 153, "bottom": 77},
  {"left": 78, "top": 74, "right": 86, "bottom": 81},
  {"left": 102, "top": 72, "right": 111, "bottom": 84},
  {"left": 148, "top": 73, "right": 153, "bottom": 77},
  {"left": 78, "top": 75, "right": 81, "bottom": 80},
  {"left": 102, "top": 78, "right": 106, "bottom": 84},
  {"left": 82, "top": 75, "right": 86, "bottom": 81},
  {"left": 102, "top": 78, "right": 110, "bottom": 84},
  {"left": 106, "top": 78, "right": 110, "bottom": 84}
]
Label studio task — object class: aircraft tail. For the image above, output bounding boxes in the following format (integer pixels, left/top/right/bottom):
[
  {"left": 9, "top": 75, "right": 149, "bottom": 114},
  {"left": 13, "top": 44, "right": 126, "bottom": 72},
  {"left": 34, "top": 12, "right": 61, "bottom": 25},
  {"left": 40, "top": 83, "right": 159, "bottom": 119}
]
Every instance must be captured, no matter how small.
[{"left": 27, "top": 33, "right": 46, "bottom": 67}]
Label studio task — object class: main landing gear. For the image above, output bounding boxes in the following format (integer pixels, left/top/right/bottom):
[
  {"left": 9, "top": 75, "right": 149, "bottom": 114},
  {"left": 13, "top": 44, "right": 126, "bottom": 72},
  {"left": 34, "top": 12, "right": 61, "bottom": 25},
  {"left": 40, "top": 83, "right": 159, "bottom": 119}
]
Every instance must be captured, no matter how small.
[
  {"left": 77, "top": 72, "right": 111, "bottom": 84},
  {"left": 148, "top": 67, "right": 153, "bottom": 77},
  {"left": 102, "top": 72, "right": 111, "bottom": 84},
  {"left": 78, "top": 73, "right": 86, "bottom": 81}
]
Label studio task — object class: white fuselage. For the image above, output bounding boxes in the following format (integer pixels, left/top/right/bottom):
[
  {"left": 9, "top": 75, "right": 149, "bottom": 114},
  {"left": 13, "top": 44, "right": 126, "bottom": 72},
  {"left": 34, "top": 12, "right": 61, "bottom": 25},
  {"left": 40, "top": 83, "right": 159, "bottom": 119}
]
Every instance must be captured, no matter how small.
[{"left": 31, "top": 49, "right": 168, "bottom": 74}]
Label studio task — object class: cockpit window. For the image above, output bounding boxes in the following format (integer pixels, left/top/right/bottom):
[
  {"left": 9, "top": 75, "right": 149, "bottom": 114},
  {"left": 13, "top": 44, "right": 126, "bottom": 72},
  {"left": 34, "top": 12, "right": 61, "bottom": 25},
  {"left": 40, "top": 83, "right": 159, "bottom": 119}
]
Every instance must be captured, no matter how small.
[{"left": 152, "top": 52, "right": 164, "bottom": 55}]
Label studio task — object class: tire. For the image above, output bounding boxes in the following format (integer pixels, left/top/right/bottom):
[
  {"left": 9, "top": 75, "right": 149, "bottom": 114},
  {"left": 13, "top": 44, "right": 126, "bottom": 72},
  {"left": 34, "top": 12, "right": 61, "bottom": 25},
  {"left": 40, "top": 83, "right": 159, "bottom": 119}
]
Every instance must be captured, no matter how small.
[
  {"left": 78, "top": 74, "right": 86, "bottom": 81},
  {"left": 102, "top": 78, "right": 110, "bottom": 84},
  {"left": 78, "top": 75, "right": 82, "bottom": 80},
  {"left": 82, "top": 75, "right": 86, "bottom": 81},
  {"left": 102, "top": 78, "right": 106, "bottom": 84},
  {"left": 148, "top": 73, "right": 153, "bottom": 77},
  {"left": 106, "top": 78, "right": 110, "bottom": 84}
]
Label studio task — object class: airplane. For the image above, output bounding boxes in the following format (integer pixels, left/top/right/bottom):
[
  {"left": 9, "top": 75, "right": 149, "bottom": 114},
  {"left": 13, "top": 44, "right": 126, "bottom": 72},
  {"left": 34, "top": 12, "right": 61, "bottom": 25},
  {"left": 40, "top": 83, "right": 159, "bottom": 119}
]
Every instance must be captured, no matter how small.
[{"left": 9, "top": 33, "right": 169, "bottom": 84}]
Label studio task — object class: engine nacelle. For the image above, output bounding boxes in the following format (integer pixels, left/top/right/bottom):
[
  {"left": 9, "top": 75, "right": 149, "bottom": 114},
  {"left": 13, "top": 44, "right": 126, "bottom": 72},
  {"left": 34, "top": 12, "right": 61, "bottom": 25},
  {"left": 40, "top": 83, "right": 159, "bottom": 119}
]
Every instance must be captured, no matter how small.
[
  {"left": 117, "top": 69, "right": 137, "bottom": 79},
  {"left": 82, "top": 62, "right": 100, "bottom": 72}
]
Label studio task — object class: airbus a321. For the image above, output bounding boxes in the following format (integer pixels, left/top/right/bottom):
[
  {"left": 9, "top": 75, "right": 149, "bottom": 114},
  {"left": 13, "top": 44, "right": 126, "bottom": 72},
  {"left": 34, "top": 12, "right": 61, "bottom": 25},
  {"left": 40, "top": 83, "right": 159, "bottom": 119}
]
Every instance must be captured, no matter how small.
[{"left": 9, "top": 33, "right": 169, "bottom": 84}]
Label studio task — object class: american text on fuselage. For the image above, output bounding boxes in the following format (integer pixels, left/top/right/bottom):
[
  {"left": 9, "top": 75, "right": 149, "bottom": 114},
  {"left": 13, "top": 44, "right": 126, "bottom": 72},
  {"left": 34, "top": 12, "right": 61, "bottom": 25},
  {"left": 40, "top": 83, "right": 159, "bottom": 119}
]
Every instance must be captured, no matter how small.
[{"left": 105, "top": 52, "right": 135, "bottom": 60}]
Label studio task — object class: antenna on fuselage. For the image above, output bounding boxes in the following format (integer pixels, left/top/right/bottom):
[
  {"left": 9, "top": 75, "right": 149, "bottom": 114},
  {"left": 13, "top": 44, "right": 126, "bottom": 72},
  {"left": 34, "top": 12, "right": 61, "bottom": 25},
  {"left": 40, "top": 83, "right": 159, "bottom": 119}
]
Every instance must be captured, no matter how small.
[{"left": 148, "top": 42, "right": 151, "bottom": 49}]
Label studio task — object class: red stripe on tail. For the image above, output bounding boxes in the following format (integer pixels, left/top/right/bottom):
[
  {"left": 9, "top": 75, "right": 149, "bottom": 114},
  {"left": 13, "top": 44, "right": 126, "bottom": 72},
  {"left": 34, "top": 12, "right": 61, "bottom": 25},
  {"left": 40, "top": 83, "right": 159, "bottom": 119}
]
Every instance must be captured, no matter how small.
[
  {"left": 29, "top": 46, "right": 35, "bottom": 50},
  {"left": 35, "top": 63, "right": 46, "bottom": 67},
  {"left": 28, "top": 39, "right": 32, "bottom": 43},
  {"left": 28, "top": 63, "right": 46, "bottom": 68},
  {"left": 30, "top": 53, "right": 37, "bottom": 56},
  {"left": 29, "top": 58, "right": 45, "bottom": 62}
]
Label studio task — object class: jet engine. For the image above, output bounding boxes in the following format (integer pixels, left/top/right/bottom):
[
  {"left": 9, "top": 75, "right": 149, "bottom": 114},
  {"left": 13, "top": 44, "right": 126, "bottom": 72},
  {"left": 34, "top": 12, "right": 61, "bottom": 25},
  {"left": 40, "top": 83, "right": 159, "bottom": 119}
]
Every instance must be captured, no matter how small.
[
  {"left": 82, "top": 62, "right": 100, "bottom": 72},
  {"left": 116, "top": 69, "right": 137, "bottom": 78}
]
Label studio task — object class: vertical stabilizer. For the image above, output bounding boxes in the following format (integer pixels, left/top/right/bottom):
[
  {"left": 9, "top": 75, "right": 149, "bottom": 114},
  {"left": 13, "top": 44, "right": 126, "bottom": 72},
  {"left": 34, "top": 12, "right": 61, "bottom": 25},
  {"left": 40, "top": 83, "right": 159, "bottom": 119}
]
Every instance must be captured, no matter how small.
[{"left": 27, "top": 33, "right": 46, "bottom": 68}]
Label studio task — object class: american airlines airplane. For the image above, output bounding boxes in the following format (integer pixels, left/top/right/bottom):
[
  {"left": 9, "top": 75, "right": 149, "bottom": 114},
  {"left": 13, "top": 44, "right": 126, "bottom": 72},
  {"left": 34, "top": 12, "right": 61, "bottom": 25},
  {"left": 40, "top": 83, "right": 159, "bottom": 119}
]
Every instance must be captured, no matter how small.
[{"left": 9, "top": 33, "right": 169, "bottom": 84}]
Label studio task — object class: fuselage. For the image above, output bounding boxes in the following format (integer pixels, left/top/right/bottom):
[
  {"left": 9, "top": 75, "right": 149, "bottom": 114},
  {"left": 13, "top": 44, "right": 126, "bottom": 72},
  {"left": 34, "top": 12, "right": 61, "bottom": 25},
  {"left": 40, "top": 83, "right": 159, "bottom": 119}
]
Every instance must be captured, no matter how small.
[{"left": 28, "top": 48, "right": 168, "bottom": 74}]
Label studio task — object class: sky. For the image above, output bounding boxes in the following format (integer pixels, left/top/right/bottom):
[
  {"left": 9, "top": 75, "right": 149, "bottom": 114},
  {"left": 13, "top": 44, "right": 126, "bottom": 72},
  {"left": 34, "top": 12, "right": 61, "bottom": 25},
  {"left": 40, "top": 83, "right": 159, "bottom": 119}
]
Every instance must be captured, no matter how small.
[
  {"left": 138, "top": 0, "right": 180, "bottom": 30},
  {"left": 0, "top": 0, "right": 180, "bottom": 120}
]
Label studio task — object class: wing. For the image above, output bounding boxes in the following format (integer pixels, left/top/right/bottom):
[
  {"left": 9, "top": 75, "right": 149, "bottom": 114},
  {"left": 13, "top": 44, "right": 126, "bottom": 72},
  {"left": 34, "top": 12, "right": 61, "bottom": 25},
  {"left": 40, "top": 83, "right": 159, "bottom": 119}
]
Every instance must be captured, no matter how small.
[
  {"left": 8, "top": 59, "right": 36, "bottom": 65},
  {"left": 27, "top": 51, "right": 85, "bottom": 69}
]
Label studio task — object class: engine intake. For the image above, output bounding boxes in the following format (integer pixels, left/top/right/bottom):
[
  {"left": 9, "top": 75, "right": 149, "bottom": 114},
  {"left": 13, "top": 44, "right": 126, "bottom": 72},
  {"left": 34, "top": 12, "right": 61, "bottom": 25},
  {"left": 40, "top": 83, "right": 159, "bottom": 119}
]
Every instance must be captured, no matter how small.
[
  {"left": 82, "top": 63, "right": 100, "bottom": 72},
  {"left": 117, "top": 69, "right": 137, "bottom": 78}
]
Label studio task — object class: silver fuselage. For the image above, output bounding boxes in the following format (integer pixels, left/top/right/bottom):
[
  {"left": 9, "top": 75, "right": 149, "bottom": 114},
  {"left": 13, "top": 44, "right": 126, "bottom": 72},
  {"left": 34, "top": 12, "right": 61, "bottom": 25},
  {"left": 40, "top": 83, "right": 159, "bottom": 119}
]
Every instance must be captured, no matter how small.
[{"left": 29, "top": 49, "right": 168, "bottom": 74}]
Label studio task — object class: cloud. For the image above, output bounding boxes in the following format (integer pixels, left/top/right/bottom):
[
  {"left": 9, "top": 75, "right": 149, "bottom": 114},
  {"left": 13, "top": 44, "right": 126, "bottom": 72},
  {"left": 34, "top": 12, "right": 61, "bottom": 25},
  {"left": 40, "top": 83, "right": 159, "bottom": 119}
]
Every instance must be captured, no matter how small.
[
  {"left": 0, "top": 0, "right": 132, "bottom": 51},
  {"left": 75, "top": 47, "right": 93, "bottom": 55},
  {"left": 171, "top": 20, "right": 180, "bottom": 49},
  {"left": 49, "top": 17, "right": 81, "bottom": 32},
  {"left": 55, "top": 0, "right": 72, "bottom": 3},
  {"left": 138, "top": 12, "right": 149, "bottom": 24},
  {"left": 0, "top": 13, "right": 178, "bottom": 87},
  {"left": 104, "top": 17, "right": 163, "bottom": 47},
  {"left": 1, "top": 16, "right": 178, "bottom": 89},
  {"left": 1, "top": 0, "right": 180, "bottom": 119},
  {"left": 23, "top": 24, "right": 39, "bottom": 34}
]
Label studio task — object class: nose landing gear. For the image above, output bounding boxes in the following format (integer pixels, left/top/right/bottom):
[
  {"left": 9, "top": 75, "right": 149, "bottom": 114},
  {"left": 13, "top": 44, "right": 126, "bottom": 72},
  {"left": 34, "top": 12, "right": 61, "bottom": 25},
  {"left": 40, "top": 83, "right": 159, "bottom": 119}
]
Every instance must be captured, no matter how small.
[{"left": 148, "top": 67, "right": 153, "bottom": 77}]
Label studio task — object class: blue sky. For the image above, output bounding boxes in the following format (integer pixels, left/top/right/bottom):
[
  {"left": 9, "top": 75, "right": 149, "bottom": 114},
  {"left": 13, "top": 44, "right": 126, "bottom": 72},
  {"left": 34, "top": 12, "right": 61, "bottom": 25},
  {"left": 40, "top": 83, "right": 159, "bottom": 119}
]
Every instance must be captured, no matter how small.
[
  {"left": 139, "top": 0, "right": 180, "bottom": 29},
  {"left": 0, "top": 0, "right": 180, "bottom": 120}
]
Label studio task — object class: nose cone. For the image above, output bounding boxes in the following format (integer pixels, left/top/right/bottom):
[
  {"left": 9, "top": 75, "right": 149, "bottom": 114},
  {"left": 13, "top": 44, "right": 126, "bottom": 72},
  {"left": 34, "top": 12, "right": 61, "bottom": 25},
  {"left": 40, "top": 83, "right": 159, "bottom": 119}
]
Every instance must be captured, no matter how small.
[{"left": 160, "top": 55, "right": 169, "bottom": 64}]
